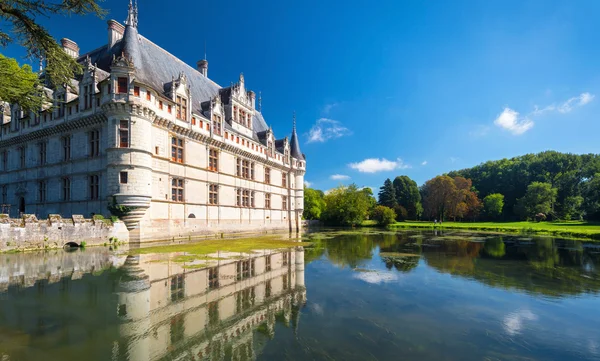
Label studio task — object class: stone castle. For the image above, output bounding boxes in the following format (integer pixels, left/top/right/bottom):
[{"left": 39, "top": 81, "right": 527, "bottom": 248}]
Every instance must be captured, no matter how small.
[{"left": 0, "top": 1, "right": 305, "bottom": 240}]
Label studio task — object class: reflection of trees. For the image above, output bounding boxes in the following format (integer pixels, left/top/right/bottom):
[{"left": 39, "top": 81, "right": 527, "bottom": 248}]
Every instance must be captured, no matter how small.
[
  {"left": 325, "top": 234, "right": 374, "bottom": 269},
  {"left": 381, "top": 254, "right": 419, "bottom": 272},
  {"left": 483, "top": 238, "right": 506, "bottom": 258},
  {"left": 422, "top": 240, "right": 483, "bottom": 275}
]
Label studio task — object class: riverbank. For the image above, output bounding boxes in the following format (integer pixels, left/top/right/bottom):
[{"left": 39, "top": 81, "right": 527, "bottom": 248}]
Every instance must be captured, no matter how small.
[{"left": 362, "top": 220, "right": 600, "bottom": 240}]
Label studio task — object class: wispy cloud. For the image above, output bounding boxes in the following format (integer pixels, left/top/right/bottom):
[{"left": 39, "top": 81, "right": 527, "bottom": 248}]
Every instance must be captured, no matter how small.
[
  {"left": 322, "top": 102, "right": 339, "bottom": 115},
  {"left": 304, "top": 181, "right": 312, "bottom": 188},
  {"left": 469, "top": 125, "right": 491, "bottom": 138},
  {"left": 494, "top": 108, "right": 534, "bottom": 135},
  {"left": 349, "top": 158, "right": 411, "bottom": 173},
  {"left": 307, "top": 118, "right": 351, "bottom": 143},
  {"left": 421, "top": 161, "right": 428, "bottom": 166},
  {"left": 330, "top": 174, "right": 350, "bottom": 180},
  {"left": 495, "top": 92, "right": 594, "bottom": 135}
]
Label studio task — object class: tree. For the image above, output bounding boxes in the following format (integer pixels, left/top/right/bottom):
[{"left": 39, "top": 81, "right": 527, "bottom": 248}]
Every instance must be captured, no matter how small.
[
  {"left": 582, "top": 174, "right": 600, "bottom": 221},
  {"left": 378, "top": 178, "right": 397, "bottom": 208},
  {"left": 515, "top": 182, "right": 557, "bottom": 220},
  {"left": 371, "top": 205, "right": 397, "bottom": 226},
  {"left": 0, "top": 0, "right": 106, "bottom": 110},
  {"left": 421, "top": 175, "right": 457, "bottom": 221},
  {"left": 361, "top": 187, "right": 377, "bottom": 217},
  {"left": 321, "top": 184, "right": 371, "bottom": 226},
  {"left": 0, "top": 54, "right": 42, "bottom": 110},
  {"left": 393, "top": 175, "right": 422, "bottom": 220},
  {"left": 483, "top": 193, "right": 504, "bottom": 220},
  {"left": 304, "top": 188, "right": 325, "bottom": 220}
]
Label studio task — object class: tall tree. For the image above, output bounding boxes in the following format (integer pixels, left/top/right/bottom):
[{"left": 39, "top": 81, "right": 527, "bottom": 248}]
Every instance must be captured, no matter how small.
[
  {"left": 582, "top": 174, "right": 600, "bottom": 221},
  {"left": 378, "top": 178, "right": 397, "bottom": 208},
  {"left": 0, "top": 54, "right": 41, "bottom": 110},
  {"left": 304, "top": 188, "right": 325, "bottom": 220},
  {"left": 321, "top": 184, "right": 371, "bottom": 226},
  {"left": 483, "top": 193, "right": 504, "bottom": 219},
  {"left": 393, "top": 175, "right": 422, "bottom": 220},
  {"left": 515, "top": 182, "right": 557, "bottom": 219},
  {"left": 0, "top": 0, "right": 106, "bottom": 109},
  {"left": 421, "top": 175, "right": 457, "bottom": 221}
]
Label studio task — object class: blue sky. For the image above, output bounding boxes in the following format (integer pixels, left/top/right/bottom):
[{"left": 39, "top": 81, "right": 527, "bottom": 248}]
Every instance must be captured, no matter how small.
[{"left": 4, "top": 0, "right": 600, "bottom": 191}]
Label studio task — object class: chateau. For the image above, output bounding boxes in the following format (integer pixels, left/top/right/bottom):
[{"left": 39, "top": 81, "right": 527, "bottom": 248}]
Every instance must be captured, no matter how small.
[{"left": 0, "top": 2, "right": 306, "bottom": 240}]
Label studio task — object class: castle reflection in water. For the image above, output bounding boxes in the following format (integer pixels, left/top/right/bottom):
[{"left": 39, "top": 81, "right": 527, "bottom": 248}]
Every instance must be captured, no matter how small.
[{"left": 0, "top": 245, "right": 306, "bottom": 360}]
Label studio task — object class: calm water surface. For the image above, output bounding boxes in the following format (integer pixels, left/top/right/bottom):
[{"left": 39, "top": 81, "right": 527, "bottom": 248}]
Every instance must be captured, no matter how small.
[{"left": 0, "top": 230, "right": 599, "bottom": 360}]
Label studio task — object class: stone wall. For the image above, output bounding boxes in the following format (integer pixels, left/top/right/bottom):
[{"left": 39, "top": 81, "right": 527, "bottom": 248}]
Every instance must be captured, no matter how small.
[{"left": 0, "top": 214, "right": 129, "bottom": 252}]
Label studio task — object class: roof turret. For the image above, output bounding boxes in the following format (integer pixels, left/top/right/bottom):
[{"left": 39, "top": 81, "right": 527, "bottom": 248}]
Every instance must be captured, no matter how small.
[{"left": 290, "top": 112, "right": 304, "bottom": 160}]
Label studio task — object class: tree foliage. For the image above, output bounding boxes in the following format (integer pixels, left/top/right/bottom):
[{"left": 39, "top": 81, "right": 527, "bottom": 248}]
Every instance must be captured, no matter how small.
[
  {"left": 321, "top": 184, "right": 371, "bottom": 226},
  {"left": 393, "top": 175, "right": 422, "bottom": 220},
  {"left": 483, "top": 193, "right": 504, "bottom": 219},
  {"left": 448, "top": 151, "right": 600, "bottom": 220},
  {"left": 371, "top": 205, "right": 397, "bottom": 226},
  {"left": 421, "top": 176, "right": 481, "bottom": 221},
  {"left": 515, "top": 182, "right": 557, "bottom": 220},
  {"left": 582, "top": 174, "right": 600, "bottom": 221},
  {"left": 304, "top": 187, "right": 325, "bottom": 220},
  {"left": 0, "top": 0, "right": 106, "bottom": 109},
  {"left": 378, "top": 178, "right": 397, "bottom": 208},
  {"left": 0, "top": 53, "right": 44, "bottom": 110}
]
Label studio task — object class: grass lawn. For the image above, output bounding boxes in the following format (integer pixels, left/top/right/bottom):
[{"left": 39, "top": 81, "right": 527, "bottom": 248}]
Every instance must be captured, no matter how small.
[{"left": 362, "top": 220, "right": 600, "bottom": 240}]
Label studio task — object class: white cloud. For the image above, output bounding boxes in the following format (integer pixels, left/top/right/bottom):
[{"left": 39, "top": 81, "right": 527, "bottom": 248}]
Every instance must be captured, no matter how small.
[
  {"left": 353, "top": 270, "right": 398, "bottom": 284},
  {"left": 307, "top": 118, "right": 351, "bottom": 143},
  {"left": 348, "top": 158, "right": 411, "bottom": 173},
  {"left": 503, "top": 309, "right": 538, "bottom": 336},
  {"left": 330, "top": 174, "right": 350, "bottom": 180},
  {"left": 494, "top": 108, "right": 534, "bottom": 135},
  {"left": 421, "top": 161, "right": 428, "bottom": 166},
  {"left": 558, "top": 92, "right": 595, "bottom": 113},
  {"left": 322, "top": 102, "right": 339, "bottom": 115},
  {"left": 304, "top": 181, "right": 312, "bottom": 188},
  {"left": 495, "top": 92, "right": 593, "bottom": 136}
]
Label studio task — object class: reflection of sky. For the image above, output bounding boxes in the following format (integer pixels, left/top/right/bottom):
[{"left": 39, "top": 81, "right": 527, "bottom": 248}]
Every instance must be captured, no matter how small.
[
  {"left": 503, "top": 309, "right": 538, "bottom": 335},
  {"left": 353, "top": 270, "right": 398, "bottom": 284}
]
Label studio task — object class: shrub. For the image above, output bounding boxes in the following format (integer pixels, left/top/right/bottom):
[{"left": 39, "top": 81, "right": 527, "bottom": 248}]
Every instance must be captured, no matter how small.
[
  {"left": 371, "top": 205, "right": 397, "bottom": 226},
  {"left": 534, "top": 213, "right": 546, "bottom": 222}
]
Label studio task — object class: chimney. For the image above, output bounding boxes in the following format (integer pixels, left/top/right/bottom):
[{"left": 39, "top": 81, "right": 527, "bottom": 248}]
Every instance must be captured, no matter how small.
[
  {"left": 61, "top": 38, "right": 79, "bottom": 58},
  {"left": 107, "top": 19, "right": 125, "bottom": 49},
  {"left": 197, "top": 59, "right": 208, "bottom": 77},
  {"left": 248, "top": 90, "right": 256, "bottom": 109}
]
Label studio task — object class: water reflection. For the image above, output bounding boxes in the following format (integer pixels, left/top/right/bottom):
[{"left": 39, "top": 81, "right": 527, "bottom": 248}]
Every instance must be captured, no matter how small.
[{"left": 0, "top": 246, "right": 306, "bottom": 360}]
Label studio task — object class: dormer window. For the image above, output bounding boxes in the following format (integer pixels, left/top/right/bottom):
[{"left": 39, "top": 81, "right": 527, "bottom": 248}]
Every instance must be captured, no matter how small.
[
  {"left": 57, "top": 94, "right": 66, "bottom": 118},
  {"left": 176, "top": 96, "right": 187, "bottom": 121},
  {"left": 233, "top": 105, "right": 251, "bottom": 128},
  {"left": 83, "top": 84, "right": 93, "bottom": 110},
  {"left": 212, "top": 113, "right": 222, "bottom": 135},
  {"left": 117, "top": 77, "right": 127, "bottom": 94},
  {"left": 134, "top": 86, "right": 140, "bottom": 97}
]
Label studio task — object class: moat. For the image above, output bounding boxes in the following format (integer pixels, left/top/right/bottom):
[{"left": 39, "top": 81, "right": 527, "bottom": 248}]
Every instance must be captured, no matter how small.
[{"left": 0, "top": 229, "right": 599, "bottom": 360}]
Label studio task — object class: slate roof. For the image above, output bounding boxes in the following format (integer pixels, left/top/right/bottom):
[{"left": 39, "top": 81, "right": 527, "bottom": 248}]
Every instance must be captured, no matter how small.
[{"left": 76, "top": 21, "right": 300, "bottom": 158}]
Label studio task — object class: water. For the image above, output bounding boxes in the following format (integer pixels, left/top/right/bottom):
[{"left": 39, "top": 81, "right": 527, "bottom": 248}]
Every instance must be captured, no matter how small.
[{"left": 0, "top": 229, "right": 599, "bottom": 360}]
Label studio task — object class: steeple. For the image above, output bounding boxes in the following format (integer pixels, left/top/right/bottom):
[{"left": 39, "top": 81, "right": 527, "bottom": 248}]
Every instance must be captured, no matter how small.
[
  {"left": 125, "top": 0, "right": 138, "bottom": 28},
  {"left": 290, "top": 111, "right": 304, "bottom": 160}
]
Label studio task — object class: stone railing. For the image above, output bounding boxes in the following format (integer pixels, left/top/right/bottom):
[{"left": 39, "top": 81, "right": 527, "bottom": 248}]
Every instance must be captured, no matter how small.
[{"left": 0, "top": 214, "right": 129, "bottom": 252}]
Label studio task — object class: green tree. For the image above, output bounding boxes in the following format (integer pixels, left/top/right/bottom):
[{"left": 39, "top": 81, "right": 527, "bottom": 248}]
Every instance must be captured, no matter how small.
[
  {"left": 483, "top": 193, "right": 504, "bottom": 219},
  {"left": 393, "top": 175, "right": 422, "bottom": 220},
  {"left": 321, "top": 184, "right": 371, "bottom": 226},
  {"left": 0, "top": 54, "right": 42, "bottom": 110},
  {"left": 582, "top": 174, "right": 600, "bottom": 221},
  {"left": 303, "top": 187, "right": 325, "bottom": 220},
  {"left": 378, "top": 178, "right": 397, "bottom": 208},
  {"left": 0, "top": 0, "right": 106, "bottom": 109},
  {"left": 371, "top": 205, "right": 397, "bottom": 226},
  {"left": 361, "top": 187, "right": 377, "bottom": 217},
  {"left": 515, "top": 182, "right": 557, "bottom": 220}
]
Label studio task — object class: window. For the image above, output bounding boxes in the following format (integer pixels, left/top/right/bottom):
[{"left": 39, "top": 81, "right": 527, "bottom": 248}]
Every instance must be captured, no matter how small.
[
  {"left": 146, "top": 90, "right": 151, "bottom": 101},
  {"left": 265, "top": 167, "right": 270, "bottom": 184},
  {"left": 168, "top": 104, "right": 172, "bottom": 114},
  {"left": 242, "top": 189, "right": 249, "bottom": 207},
  {"left": 84, "top": 84, "right": 93, "bottom": 110},
  {"left": 265, "top": 280, "right": 272, "bottom": 298},
  {"left": 38, "top": 142, "right": 47, "bottom": 165},
  {"left": 171, "top": 178, "right": 184, "bottom": 202},
  {"left": 212, "top": 114, "right": 222, "bottom": 135},
  {"left": 176, "top": 96, "right": 187, "bottom": 121},
  {"left": 242, "top": 160, "right": 249, "bottom": 179},
  {"left": 192, "top": 117, "right": 196, "bottom": 125},
  {"left": 171, "top": 137, "right": 184, "bottom": 163},
  {"left": 265, "top": 255, "right": 271, "bottom": 272},
  {"left": 117, "top": 77, "right": 127, "bottom": 94},
  {"left": 251, "top": 163, "right": 255, "bottom": 180},
  {"left": 1, "top": 150, "right": 6, "bottom": 171},
  {"left": 236, "top": 189, "right": 241, "bottom": 207},
  {"left": 89, "top": 175, "right": 99, "bottom": 200},
  {"left": 62, "top": 177, "right": 71, "bottom": 201},
  {"left": 209, "top": 184, "right": 218, "bottom": 205},
  {"left": 89, "top": 130, "right": 100, "bottom": 157},
  {"left": 282, "top": 195, "right": 287, "bottom": 210},
  {"left": 18, "top": 146, "right": 25, "bottom": 168},
  {"left": 38, "top": 181, "right": 46, "bottom": 202},
  {"left": 237, "top": 159, "right": 254, "bottom": 179},
  {"left": 236, "top": 158, "right": 241, "bottom": 176},
  {"left": 265, "top": 193, "right": 271, "bottom": 209},
  {"left": 57, "top": 94, "right": 65, "bottom": 118},
  {"left": 120, "top": 172, "right": 128, "bottom": 184},
  {"left": 236, "top": 189, "right": 255, "bottom": 208},
  {"left": 62, "top": 136, "right": 71, "bottom": 161},
  {"left": 159, "top": 101, "right": 163, "bottom": 110},
  {"left": 282, "top": 173, "right": 287, "bottom": 188},
  {"left": 119, "top": 120, "right": 129, "bottom": 148},
  {"left": 133, "top": 86, "right": 140, "bottom": 97},
  {"left": 170, "top": 274, "right": 184, "bottom": 302},
  {"left": 236, "top": 259, "right": 255, "bottom": 281},
  {"left": 208, "top": 267, "right": 219, "bottom": 289},
  {"left": 208, "top": 149, "right": 218, "bottom": 171},
  {"left": 251, "top": 191, "right": 255, "bottom": 207}
]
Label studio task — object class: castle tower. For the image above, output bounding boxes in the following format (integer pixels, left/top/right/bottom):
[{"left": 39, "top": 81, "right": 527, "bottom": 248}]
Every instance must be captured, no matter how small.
[{"left": 289, "top": 115, "right": 305, "bottom": 232}]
